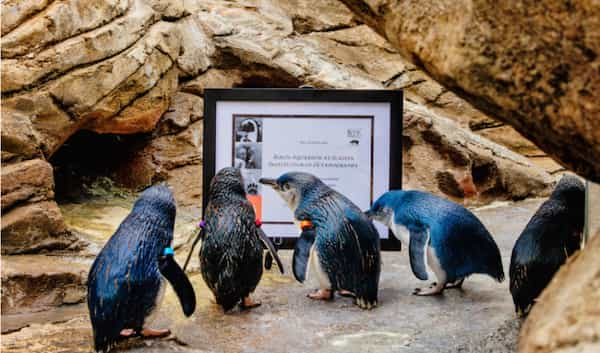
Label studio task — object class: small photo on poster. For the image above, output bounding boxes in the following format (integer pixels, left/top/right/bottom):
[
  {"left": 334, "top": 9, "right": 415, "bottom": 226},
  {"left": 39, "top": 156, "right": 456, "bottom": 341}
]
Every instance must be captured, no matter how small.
[
  {"left": 235, "top": 117, "right": 263, "bottom": 143},
  {"left": 234, "top": 142, "right": 262, "bottom": 169},
  {"left": 241, "top": 169, "right": 263, "bottom": 219}
]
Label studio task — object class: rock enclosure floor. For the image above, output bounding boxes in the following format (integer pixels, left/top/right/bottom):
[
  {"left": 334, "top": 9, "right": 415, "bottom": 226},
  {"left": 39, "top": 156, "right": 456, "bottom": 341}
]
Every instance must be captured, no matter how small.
[{"left": 1, "top": 199, "right": 544, "bottom": 353}]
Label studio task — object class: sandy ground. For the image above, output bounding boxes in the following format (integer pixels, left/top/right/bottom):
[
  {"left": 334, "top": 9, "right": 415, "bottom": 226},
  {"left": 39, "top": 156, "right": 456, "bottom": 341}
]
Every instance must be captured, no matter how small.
[{"left": 1, "top": 199, "right": 543, "bottom": 353}]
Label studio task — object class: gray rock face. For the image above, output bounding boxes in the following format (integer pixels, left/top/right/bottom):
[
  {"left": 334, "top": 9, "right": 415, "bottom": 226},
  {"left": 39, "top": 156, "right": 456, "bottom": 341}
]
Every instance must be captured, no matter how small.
[{"left": 339, "top": 0, "right": 600, "bottom": 182}]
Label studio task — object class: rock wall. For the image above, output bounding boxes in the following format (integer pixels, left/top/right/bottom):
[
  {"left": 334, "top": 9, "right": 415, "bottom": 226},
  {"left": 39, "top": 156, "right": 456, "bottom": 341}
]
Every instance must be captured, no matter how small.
[
  {"left": 339, "top": 0, "right": 600, "bottom": 182},
  {"left": 518, "top": 231, "right": 600, "bottom": 353},
  {"left": 1, "top": 0, "right": 555, "bottom": 256}
]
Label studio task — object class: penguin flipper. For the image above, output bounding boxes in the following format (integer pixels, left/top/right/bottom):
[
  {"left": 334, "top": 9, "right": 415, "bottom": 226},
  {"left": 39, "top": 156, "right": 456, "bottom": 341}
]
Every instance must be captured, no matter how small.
[
  {"left": 159, "top": 254, "right": 196, "bottom": 316},
  {"left": 257, "top": 227, "right": 285, "bottom": 274},
  {"left": 408, "top": 226, "right": 429, "bottom": 280},
  {"left": 293, "top": 227, "right": 317, "bottom": 283}
]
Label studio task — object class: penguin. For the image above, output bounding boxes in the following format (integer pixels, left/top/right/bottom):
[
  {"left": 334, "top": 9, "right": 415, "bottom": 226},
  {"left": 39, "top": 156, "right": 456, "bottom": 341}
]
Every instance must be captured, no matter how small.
[
  {"left": 365, "top": 190, "right": 504, "bottom": 295},
  {"left": 260, "top": 172, "right": 381, "bottom": 309},
  {"left": 199, "top": 167, "right": 284, "bottom": 311},
  {"left": 87, "top": 184, "right": 195, "bottom": 352},
  {"left": 509, "top": 175, "right": 584, "bottom": 316}
]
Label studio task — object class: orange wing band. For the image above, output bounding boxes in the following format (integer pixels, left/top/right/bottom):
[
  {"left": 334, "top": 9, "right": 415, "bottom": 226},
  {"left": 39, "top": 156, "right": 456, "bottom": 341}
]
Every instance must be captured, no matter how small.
[{"left": 300, "top": 220, "right": 313, "bottom": 231}]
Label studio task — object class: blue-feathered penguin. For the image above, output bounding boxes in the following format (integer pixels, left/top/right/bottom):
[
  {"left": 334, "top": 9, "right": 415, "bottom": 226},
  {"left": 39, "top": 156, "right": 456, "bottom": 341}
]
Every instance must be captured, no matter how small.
[
  {"left": 366, "top": 190, "right": 504, "bottom": 295},
  {"left": 509, "top": 175, "right": 584, "bottom": 316},
  {"left": 260, "top": 172, "right": 381, "bottom": 309},
  {"left": 199, "top": 167, "right": 284, "bottom": 311},
  {"left": 87, "top": 184, "right": 195, "bottom": 352}
]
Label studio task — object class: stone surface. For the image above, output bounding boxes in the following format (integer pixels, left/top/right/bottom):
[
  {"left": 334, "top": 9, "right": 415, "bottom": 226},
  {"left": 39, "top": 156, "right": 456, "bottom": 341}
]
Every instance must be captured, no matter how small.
[
  {"left": 403, "top": 102, "right": 553, "bottom": 204},
  {"left": 1, "top": 159, "right": 54, "bottom": 212},
  {"left": 1, "top": 201, "right": 76, "bottom": 255},
  {"left": 340, "top": 0, "right": 600, "bottom": 181},
  {"left": 0, "top": 199, "right": 544, "bottom": 353},
  {"left": 1, "top": 255, "right": 89, "bottom": 315},
  {"left": 518, "top": 231, "right": 600, "bottom": 353}
]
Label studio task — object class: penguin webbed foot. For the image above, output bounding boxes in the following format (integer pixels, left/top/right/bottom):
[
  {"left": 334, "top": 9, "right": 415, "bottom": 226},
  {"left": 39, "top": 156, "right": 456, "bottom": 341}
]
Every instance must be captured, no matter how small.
[
  {"left": 338, "top": 289, "right": 355, "bottom": 298},
  {"left": 140, "top": 328, "right": 171, "bottom": 338},
  {"left": 307, "top": 288, "right": 333, "bottom": 301},
  {"left": 240, "top": 296, "right": 262, "bottom": 310},
  {"left": 413, "top": 282, "right": 445, "bottom": 296},
  {"left": 444, "top": 278, "right": 465, "bottom": 289}
]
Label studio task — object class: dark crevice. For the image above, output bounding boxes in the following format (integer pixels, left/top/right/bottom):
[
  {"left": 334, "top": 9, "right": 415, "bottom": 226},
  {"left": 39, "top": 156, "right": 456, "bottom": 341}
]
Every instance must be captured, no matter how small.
[{"left": 50, "top": 130, "right": 151, "bottom": 203}]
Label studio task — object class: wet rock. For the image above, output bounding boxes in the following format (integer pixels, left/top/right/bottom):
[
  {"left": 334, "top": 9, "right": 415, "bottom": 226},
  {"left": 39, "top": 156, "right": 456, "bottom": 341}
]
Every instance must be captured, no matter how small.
[
  {"left": 518, "top": 232, "right": 600, "bottom": 353},
  {"left": 1, "top": 159, "right": 54, "bottom": 212},
  {"left": 1, "top": 255, "right": 88, "bottom": 315},
  {"left": 1, "top": 201, "right": 76, "bottom": 255},
  {"left": 340, "top": 0, "right": 600, "bottom": 181}
]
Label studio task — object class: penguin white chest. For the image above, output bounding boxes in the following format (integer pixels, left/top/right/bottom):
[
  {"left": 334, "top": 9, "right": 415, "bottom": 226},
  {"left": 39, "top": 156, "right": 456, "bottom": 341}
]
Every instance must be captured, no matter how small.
[
  {"left": 389, "top": 219, "right": 411, "bottom": 246},
  {"left": 307, "top": 245, "right": 332, "bottom": 289}
]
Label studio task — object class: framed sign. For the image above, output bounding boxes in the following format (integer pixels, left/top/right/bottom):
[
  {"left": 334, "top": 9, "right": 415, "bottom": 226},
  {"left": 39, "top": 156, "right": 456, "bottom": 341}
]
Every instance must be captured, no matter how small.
[{"left": 203, "top": 88, "right": 403, "bottom": 250}]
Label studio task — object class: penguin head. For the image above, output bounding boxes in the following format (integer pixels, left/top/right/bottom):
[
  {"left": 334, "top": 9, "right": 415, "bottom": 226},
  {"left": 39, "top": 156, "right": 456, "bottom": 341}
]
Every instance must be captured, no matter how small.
[
  {"left": 365, "top": 193, "right": 395, "bottom": 225},
  {"left": 133, "top": 183, "right": 176, "bottom": 220},
  {"left": 209, "top": 167, "right": 246, "bottom": 200},
  {"left": 551, "top": 174, "right": 585, "bottom": 207},
  {"left": 260, "top": 172, "right": 325, "bottom": 211}
]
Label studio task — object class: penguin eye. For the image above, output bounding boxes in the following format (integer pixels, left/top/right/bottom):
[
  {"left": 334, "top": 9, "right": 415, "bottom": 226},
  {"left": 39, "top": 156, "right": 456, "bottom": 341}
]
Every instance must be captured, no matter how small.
[{"left": 282, "top": 183, "right": 290, "bottom": 191}]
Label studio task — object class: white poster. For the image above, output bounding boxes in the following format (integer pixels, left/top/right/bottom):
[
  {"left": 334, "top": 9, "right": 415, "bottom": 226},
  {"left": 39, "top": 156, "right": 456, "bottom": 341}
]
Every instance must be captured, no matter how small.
[{"left": 214, "top": 101, "right": 392, "bottom": 239}]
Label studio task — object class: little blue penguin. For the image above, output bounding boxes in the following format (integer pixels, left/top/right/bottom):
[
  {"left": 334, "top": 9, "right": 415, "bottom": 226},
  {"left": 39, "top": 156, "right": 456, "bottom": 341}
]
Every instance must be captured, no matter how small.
[
  {"left": 199, "top": 167, "right": 284, "bottom": 311},
  {"left": 87, "top": 184, "right": 195, "bottom": 352},
  {"left": 509, "top": 175, "right": 584, "bottom": 316},
  {"left": 260, "top": 172, "right": 381, "bottom": 309},
  {"left": 366, "top": 190, "right": 504, "bottom": 295}
]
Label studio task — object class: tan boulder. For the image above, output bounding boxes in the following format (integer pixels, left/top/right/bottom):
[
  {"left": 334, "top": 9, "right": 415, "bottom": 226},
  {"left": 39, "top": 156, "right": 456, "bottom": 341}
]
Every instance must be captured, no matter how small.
[
  {"left": 1, "top": 159, "right": 54, "bottom": 212},
  {"left": 518, "top": 233, "right": 600, "bottom": 353},
  {"left": 339, "top": 0, "right": 600, "bottom": 181},
  {"left": 1, "top": 255, "right": 88, "bottom": 315},
  {"left": 1, "top": 201, "right": 76, "bottom": 255}
]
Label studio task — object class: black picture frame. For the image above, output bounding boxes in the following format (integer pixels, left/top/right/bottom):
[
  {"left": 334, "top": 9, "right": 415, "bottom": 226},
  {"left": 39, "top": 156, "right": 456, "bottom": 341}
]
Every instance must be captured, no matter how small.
[{"left": 203, "top": 88, "right": 403, "bottom": 250}]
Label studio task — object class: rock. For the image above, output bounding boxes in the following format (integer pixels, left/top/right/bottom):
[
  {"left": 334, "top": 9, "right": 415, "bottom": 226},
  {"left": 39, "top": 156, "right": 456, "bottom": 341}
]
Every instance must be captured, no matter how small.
[
  {"left": 0, "top": 0, "right": 130, "bottom": 59},
  {"left": 1, "top": 0, "right": 157, "bottom": 93},
  {"left": 518, "top": 232, "right": 600, "bottom": 353},
  {"left": 403, "top": 102, "right": 554, "bottom": 204},
  {"left": 1, "top": 201, "right": 76, "bottom": 255},
  {"left": 276, "top": 0, "right": 358, "bottom": 34},
  {"left": 339, "top": 0, "right": 600, "bottom": 181},
  {"left": 1, "top": 159, "right": 54, "bottom": 212},
  {"left": 1, "top": 255, "right": 88, "bottom": 315},
  {"left": 156, "top": 92, "right": 203, "bottom": 135},
  {"left": 0, "top": 99, "right": 43, "bottom": 161}
]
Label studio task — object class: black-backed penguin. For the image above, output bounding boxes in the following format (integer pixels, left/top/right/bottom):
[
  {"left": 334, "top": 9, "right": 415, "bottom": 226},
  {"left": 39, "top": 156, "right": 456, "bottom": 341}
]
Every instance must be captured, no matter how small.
[
  {"left": 509, "top": 175, "right": 584, "bottom": 315},
  {"left": 87, "top": 185, "right": 195, "bottom": 352},
  {"left": 198, "top": 167, "right": 283, "bottom": 311}
]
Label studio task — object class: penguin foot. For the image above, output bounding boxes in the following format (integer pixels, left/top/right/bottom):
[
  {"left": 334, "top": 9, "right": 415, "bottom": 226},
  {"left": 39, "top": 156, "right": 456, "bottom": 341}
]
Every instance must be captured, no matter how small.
[
  {"left": 120, "top": 329, "right": 137, "bottom": 337},
  {"left": 140, "top": 328, "right": 171, "bottom": 338},
  {"left": 413, "top": 282, "right": 444, "bottom": 296},
  {"left": 338, "top": 289, "right": 355, "bottom": 298},
  {"left": 355, "top": 297, "right": 377, "bottom": 310},
  {"left": 241, "top": 296, "right": 262, "bottom": 310},
  {"left": 444, "top": 278, "right": 465, "bottom": 289},
  {"left": 307, "top": 289, "right": 333, "bottom": 301}
]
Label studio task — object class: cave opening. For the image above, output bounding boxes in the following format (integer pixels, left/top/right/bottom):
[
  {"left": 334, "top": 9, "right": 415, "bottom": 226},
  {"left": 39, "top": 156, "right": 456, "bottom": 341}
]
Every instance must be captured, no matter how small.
[{"left": 50, "top": 129, "right": 151, "bottom": 203}]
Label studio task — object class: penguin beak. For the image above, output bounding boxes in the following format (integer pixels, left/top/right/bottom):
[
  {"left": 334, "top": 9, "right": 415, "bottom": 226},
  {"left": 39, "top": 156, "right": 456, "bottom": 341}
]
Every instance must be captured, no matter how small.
[
  {"left": 364, "top": 209, "right": 374, "bottom": 219},
  {"left": 259, "top": 178, "right": 277, "bottom": 187}
]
